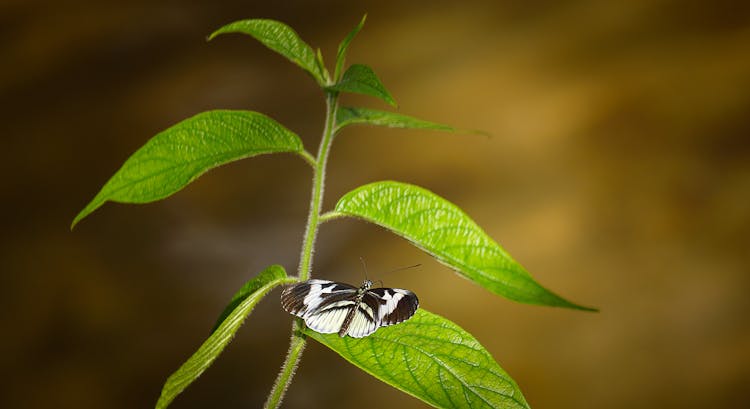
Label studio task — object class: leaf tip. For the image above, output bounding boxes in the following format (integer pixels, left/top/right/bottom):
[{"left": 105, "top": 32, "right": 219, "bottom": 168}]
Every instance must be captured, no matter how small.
[
  {"left": 578, "top": 304, "right": 600, "bottom": 313},
  {"left": 381, "top": 83, "right": 397, "bottom": 107},
  {"left": 472, "top": 128, "right": 492, "bottom": 137},
  {"left": 207, "top": 20, "right": 238, "bottom": 42},
  {"left": 70, "top": 201, "right": 100, "bottom": 231},
  {"left": 552, "top": 295, "right": 599, "bottom": 312},
  {"left": 382, "top": 92, "right": 397, "bottom": 108},
  {"left": 206, "top": 29, "right": 221, "bottom": 42}
]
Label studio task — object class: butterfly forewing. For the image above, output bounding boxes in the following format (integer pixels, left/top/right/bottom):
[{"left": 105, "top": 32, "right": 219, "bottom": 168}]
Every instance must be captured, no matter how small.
[
  {"left": 281, "top": 279, "right": 357, "bottom": 317},
  {"left": 367, "top": 288, "right": 419, "bottom": 326}
]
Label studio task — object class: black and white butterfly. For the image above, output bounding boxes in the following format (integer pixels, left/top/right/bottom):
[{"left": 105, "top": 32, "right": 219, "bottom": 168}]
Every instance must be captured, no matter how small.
[{"left": 281, "top": 279, "right": 419, "bottom": 338}]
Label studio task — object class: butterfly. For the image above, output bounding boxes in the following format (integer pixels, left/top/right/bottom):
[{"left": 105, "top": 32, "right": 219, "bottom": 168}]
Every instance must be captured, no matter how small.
[{"left": 281, "top": 279, "right": 419, "bottom": 338}]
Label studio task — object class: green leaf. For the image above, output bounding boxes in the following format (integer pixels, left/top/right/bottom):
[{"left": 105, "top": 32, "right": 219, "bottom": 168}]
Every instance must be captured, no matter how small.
[
  {"left": 156, "top": 265, "right": 292, "bottom": 409},
  {"left": 326, "top": 64, "right": 396, "bottom": 107},
  {"left": 334, "top": 14, "right": 367, "bottom": 81},
  {"left": 208, "top": 19, "right": 326, "bottom": 85},
  {"left": 72, "top": 110, "right": 303, "bottom": 228},
  {"left": 315, "top": 47, "right": 330, "bottom": 83},
  {"left": 330, "top": 181, "right": 595, "bottom": 311},
  {"left": 305, "top": 309, "right": 530, "bottom": 409},
  {"left": 335, "top": 106, "right": 458, "bottom": 133}
]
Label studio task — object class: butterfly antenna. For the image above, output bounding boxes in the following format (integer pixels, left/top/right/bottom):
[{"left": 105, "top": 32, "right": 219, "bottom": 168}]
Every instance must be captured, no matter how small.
[
  {"left": 359, "top": 256, "right": 370, "bottom": 281},
  {"left": 381, "top": 263, "right": 422, "bottom": 275}
]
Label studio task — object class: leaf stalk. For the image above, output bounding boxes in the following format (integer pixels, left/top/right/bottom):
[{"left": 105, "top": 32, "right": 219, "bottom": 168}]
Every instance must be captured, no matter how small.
[{"left": 298, "top": 150, "right": 317, "bottom": 168}]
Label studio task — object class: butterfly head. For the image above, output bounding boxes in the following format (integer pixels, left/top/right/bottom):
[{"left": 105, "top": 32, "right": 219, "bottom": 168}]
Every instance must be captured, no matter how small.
[{"left": 360, "top": 279, "right": 373, "bottom": 292}]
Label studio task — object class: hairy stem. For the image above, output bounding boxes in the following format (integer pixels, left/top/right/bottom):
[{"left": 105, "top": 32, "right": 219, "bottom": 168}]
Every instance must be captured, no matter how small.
[
  {"left": 263, "top": 321, "right": 306, "bottom": 409},
  {"left": 298, "top": 91, "right": 338, "bottom": 281},
  {"left": 264, "top": 91, "right": 338, "bottom": 409}
]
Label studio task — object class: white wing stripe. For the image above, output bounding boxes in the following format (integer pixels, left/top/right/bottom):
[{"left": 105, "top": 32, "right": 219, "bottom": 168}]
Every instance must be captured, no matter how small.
[
  {"left": 305, "top": 308, "right": 348, "bottom": 334},
  {"left": 347, "top": 309, "right": 378, "bottom": 338},
  {"left": 302, "top": 282, "right": 340, "bottom": 310},
  {"left": 378, "top": 290, "right": 406, "bottom": 321}
]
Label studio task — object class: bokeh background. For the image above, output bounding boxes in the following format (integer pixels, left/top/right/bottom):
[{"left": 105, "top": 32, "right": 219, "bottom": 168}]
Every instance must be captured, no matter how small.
[{"left": 3, "top": 0, "right": 749, "bottom": 408}]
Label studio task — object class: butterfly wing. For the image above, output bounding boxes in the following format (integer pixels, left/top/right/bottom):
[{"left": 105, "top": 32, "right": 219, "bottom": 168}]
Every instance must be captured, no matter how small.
[
  {"left": 281, "top": 280, "right": 420, "bottom": 338},
  {"left": 342, "top": 296, "right": 380, "bottom": 338},
  {"left": 281, "top": 279, "right": 358, "bottom": 334},
  {"left": 367, "top": 288, "right": 419, "bottom": 327}
]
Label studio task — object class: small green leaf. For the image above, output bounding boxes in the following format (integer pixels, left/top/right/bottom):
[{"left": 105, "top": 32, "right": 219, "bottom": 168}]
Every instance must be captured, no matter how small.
[
  {"left": 326, "top": 64, "right": 396, "bottom": 107},
  {"left": 315, "top": 47, "right": 330, "bottom": 83},
  {"left": 208, "top": 19, "right": 326, "bottom": 85},
  {"left": 335, "top": 106, "right": 457, "bottom": 133},
  {"left": 334, "top": 14, "right": 367, "bottom": 81},
  {"left": 72, "top": 110, "right": 303, "bottom": 228},
  {"left": 331, "top": 181, "right": 595, "bottom": 311},
  {"left": 156, "top": 265, "right": 292, "bottom": 409},
  {"left": 305, "top": 309, "right": 530, "bottom": 409}
]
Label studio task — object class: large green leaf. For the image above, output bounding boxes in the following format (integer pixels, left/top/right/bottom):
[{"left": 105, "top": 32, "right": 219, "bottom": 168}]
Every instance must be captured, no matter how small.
[
  {"left": 326, "top": 64, "right": 396, "bottom": 107},
  {"left": 306, "top": 309, "right": 530, "bottom": 409},
  {"left": 335, "top": 106, "right": 457, "bottom": 133},
  {"left": 156, "top": 265, "right": 293, "bottom": 409},
  {"left": 329, "top": 181, "right": 595, "bottom": 311},
  {"left": 72, "top": 110, "right": 303, "bottom": 228},
  {"left": 334, "top": 15, "right": 367, "bottom": 81},
  {"left": 209, "top": 19, "right": 326, "bottom": 85}
]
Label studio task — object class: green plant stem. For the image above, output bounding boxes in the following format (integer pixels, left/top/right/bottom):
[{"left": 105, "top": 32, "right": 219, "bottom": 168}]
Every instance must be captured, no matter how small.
[
  {"left": 263, "top": 320, "right": 306, "bottom": 409},
  {"left": 298, "top": 91, "right": 338, "bottom": 281},
  {"left": 264, "top": 91, "right": 339, "bottom": 409}
]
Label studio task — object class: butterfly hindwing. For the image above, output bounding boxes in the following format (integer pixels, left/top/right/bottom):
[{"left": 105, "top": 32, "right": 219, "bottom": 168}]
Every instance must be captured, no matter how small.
[
  {"left": 304, "top": 305, "right": 351, "bottom": 334},
  {"left": 344, "top": 301, "right": 380, "bottom": 338}
]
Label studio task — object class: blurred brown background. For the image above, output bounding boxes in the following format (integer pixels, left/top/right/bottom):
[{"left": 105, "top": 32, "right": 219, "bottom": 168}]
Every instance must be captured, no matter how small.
[{"left": 2, "top": 0, "right": 749, "bottom": 408}]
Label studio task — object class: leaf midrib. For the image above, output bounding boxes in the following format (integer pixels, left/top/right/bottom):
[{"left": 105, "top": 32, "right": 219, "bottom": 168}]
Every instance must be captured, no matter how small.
[
  {"left": 103, "top": 147, "right": 297, "bottom": 200},
  {"left": 254, "top": 21, "right": 317, "bottom": 77},
  {"left": 336, "top": 184, "right": 534, "bottom": 293},
  {"left": 335, "top": 210, "right": 514, "bottom": 290}
]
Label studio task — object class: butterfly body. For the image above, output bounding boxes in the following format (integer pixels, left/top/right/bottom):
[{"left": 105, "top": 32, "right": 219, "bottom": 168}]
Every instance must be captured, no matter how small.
[{"left": 281, "top": 279, "right": 419, "bottom": 338}]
